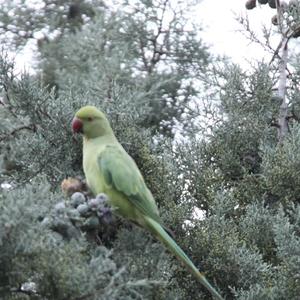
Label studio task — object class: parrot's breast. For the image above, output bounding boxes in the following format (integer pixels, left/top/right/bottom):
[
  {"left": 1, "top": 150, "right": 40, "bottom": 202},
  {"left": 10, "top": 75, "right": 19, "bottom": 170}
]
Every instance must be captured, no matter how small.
[{"left": 83, "top": 137, "right": 106, "bottom": 195}]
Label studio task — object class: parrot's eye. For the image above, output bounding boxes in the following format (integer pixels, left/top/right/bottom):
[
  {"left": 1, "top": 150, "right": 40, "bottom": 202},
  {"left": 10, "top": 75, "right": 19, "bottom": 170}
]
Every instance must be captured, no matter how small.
[{"left": 87, "top": 117, "right": 93, "bottom": 122}]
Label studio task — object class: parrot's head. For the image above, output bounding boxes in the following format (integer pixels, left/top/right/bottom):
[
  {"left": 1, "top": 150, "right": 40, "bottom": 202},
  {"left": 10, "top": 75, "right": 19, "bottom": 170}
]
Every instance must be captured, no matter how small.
[{"left": 72, "top": 106, "right": 113, "bottom": 139}]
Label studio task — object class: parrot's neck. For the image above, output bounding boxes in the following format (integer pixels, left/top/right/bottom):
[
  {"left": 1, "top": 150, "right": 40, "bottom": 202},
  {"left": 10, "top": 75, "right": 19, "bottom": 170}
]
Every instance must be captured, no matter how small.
[{"left": 83, "top": 134, "right": 117, "bottom": 145}]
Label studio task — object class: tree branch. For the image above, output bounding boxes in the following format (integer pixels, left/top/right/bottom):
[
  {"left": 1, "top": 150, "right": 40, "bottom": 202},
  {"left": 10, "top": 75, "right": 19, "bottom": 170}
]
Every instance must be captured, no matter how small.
[
  {"left": 275, "top": 0, "right": 289, "bottom": 143},
  {"left": 0, "top": 125, "right": 35, "bottom": 142}
]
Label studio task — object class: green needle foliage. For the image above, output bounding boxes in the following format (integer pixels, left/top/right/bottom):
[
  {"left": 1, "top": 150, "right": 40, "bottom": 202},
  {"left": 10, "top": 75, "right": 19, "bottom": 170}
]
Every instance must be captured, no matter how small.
[{"left": 0, "top": 0, "right": 300, "bottom": 299}]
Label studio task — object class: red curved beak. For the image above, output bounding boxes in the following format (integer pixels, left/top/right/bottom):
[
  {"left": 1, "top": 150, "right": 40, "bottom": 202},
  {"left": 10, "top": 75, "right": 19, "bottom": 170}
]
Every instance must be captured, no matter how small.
[{"left": 72, "top": 117, "right": 83, "bottom": 133}]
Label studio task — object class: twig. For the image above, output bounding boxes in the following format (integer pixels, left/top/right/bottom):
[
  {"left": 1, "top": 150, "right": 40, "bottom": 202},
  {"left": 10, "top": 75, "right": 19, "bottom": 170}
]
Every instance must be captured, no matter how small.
[{"left": 0, "top": 124, "right": 35, "bottom": 142}]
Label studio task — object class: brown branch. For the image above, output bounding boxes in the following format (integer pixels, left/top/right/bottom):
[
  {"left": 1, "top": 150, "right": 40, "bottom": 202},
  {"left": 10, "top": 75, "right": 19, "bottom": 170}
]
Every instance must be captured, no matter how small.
[
  {"left": 1, "top": 83, "right": 19, "bottom": 119},
  {"left": 277, "top": 39, "right": 288, "bottom": 143},
  {"left": 0, "top": 125, "right": 35, "bottom": 142},
  {"left": 149, "top": 0, "right": 169, "bottom": 71},
  {"left": 139, "top": 37, "right": 149, "bottom": 73}
]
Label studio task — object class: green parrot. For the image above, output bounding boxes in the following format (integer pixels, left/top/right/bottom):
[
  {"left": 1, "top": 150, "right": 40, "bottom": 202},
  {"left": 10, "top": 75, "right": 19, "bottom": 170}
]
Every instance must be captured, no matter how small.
[{"left": 72, "top": 105, "right": 223, "bottom": 300}]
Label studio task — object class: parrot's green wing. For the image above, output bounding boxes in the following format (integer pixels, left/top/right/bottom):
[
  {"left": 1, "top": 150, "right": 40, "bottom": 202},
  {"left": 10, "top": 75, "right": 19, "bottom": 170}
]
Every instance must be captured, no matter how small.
[
  {"left": 98, "top": 145, "right": 163, "bottom": 225},
  {"left": 98, "top": 145, "right": 223, "bottom": 300}
]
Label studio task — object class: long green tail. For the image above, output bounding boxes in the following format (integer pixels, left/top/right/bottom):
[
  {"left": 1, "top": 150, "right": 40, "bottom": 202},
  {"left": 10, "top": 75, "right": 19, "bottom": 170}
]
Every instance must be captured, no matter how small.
[{"left": 144, "top": 216, "right": 224, "bottom": 300}]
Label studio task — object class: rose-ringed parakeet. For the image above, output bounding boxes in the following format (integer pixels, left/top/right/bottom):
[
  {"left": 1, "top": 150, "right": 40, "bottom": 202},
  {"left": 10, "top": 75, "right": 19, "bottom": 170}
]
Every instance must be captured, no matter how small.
[{"left": 72, "top": 106, "right": 223, "bottom": 300}]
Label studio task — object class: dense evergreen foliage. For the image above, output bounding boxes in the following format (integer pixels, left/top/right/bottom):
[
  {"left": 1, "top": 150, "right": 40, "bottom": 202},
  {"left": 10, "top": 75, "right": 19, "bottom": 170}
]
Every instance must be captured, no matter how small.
[{"left": 0, "top": 0, "right": 300, "bottom": 299}]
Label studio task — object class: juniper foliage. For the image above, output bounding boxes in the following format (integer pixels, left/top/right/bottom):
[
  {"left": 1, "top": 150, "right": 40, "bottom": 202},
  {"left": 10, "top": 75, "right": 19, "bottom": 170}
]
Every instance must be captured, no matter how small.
[{"left": 0, "top": 1, "right": 300, "bottom": 300}]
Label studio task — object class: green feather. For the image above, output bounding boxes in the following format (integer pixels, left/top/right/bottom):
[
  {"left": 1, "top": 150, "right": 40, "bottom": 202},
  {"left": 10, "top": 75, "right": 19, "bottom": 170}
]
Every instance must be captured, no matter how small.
[
  {"left": 74, "top": 106, "right": 224, "bottom": 299},
  {"left": 143, "top": 216, "right": 223, "bottom": 300},
  {"left": 98, "top": 145, "right": 163, "bottom": 225}
]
